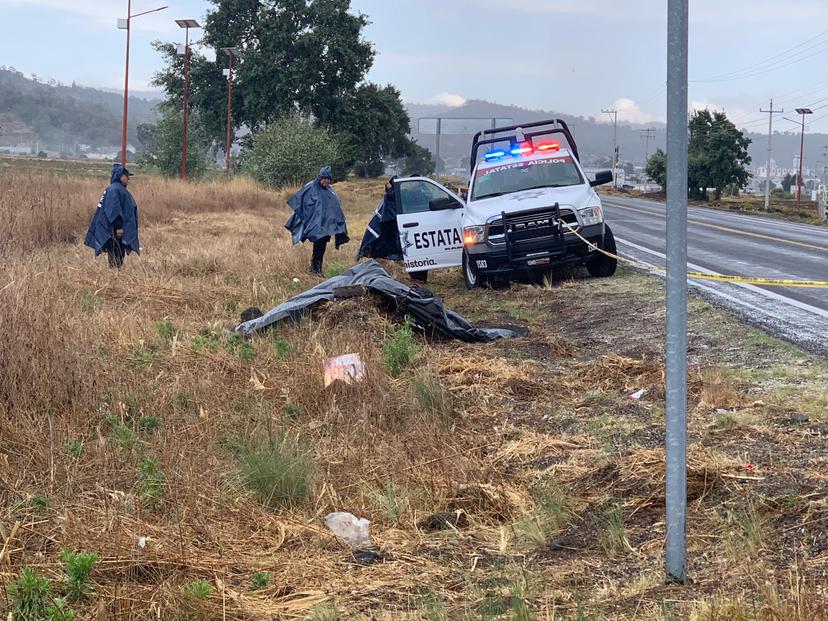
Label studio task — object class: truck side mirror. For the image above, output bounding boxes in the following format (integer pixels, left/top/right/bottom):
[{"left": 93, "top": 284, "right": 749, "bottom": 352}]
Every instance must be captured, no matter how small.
[
  {"left": 429, "top": 197, "right": 463, "bottom": 211},
  {"left": 590, "top": 170, "right": 614, "bottom": 187}
]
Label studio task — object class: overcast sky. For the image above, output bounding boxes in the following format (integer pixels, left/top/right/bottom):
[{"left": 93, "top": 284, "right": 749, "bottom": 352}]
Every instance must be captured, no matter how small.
[{"left": 2, "top": 0, "right": 828, "bottom": 132}]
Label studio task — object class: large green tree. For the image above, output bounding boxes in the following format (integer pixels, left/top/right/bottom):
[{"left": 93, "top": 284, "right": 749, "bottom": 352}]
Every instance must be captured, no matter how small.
[
  {"left": 645, "top": 149, "right": 667, "bottom": 188},
  {"left": 151, "top": 0, "right": 412, "bottom": 176},
  {"left": 687, "top": 109, "right": 751, "bottom": 200}
]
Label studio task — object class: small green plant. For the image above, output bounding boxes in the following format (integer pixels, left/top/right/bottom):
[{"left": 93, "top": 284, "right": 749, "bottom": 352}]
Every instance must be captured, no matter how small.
[
  {"left": 417, "top": 592, "right": 447, "bottom": 621},
  {"left": 29, "top": 492, "right": 51, "bottom": 515},
  {"left": 713, "top": 411, "right": 736, "bottom": 430},
  {"left": 282, "top": 403, "right": 301, "bottom": 418},
  {"left": 128, "top": 342, "right": 162, "bottom": 366},
  {"left": 412, "top": 372, "right": 451, "bottom": 417},
  {"left": 110, "top": 422, "right": 138, "bottom": 452},
  {"left": 382, "top": 319, "right": 419, "bottom": 377},
  {"left": 171, "top": 391, "right": 196, "bottom": 415},
  {"left": 61, "top": 550, "right": 97, "bottom": 601},
  {"left": 137, "top": 456, "right": 165, "bottom": 510},
  {"left": 155, "top": 318, "right": 177, "bottom": 344},
  {"left": 7, "top": 567, "right": 52, "bottom": 620},
  {"left": 368, "top": 484, "right": 410, "bottom": 523},
  {"left": 513, "top": 479, "right": 571, "bottom": 547},
  {"left": 138, "top": 416, "right": 160, "bottom": 433},
  {"left": 236, "top": 438, "right": 313, "bottom": 509},
  {"left": 249, "top": 571, "right": 271, "bottom": 591},
  {"left": 308, "top": 604, "right": 341, "bottom": 621},
  {"left": 121, "top": 393, "right": 139, "bottom": 415},
  {"left": 223, "top": 299, "right": 239, "bottom": 312},
  {"left": 182, "top": 579, "right": 213, "bottom": 600},
  {"left": 47, "top": 596, "right": 76, "bottom": 621},
  {"left": 598, "top": 503, "right": 627, "bottom": 556},
  {"left": 63, "top": 439, "right": 83, "bottom": 460},
  {"left": 78, "top": 289, "right": 100, "bottom": 314},
  {"left": 192, "top": 326, "right": 222, "bottom": 352},
  {"left": 725, "top": 503, "right": 765, "bottom": 557},
  {"left": 323, "top": 263, "right": 347, "bottom": 278},
  {"left": 225, "top": 333, "right": 255, "bottom": 361},
  {"left": 273, "top": 337, "right": 289, "bottom": 360}
]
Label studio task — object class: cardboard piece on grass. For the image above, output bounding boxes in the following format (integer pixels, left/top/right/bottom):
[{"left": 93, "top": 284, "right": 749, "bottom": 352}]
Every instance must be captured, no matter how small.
[{"left": 323, "top": 353, "right": 366, "bottom": 388}]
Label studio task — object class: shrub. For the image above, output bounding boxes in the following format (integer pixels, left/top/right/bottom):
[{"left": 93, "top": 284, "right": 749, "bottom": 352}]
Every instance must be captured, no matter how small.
[
  {"left": 240, "top": 115, "right": 349, "bottom": 188},
  {"left": 61, "top": 550, "right": 97, "bottom": 601},
  {"left": 236, "top": 437, "right": 313, "bottom": 508},
  {"left": 7, "top": 567, "right": 52, "bottom": 620},
  {"left": 383, "top": 319, "right": 419, "bottom": 377},
  {"left": 249, "top": 571, "right": 271, "bottom": 591}
]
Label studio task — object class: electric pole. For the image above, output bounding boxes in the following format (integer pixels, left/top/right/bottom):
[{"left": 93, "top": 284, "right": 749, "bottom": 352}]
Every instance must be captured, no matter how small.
[
  {"left": 640, "top": 128, "right": 656, "bottom": 167},
  {"left": 760, "top": 99, "right": 784, "bottom": 210},
  {"left": 602, "top": 108, "right": 618, "bottom": 188}
]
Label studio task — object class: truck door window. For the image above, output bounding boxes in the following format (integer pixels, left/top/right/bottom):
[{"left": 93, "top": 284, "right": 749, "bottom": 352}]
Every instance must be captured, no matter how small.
[{"left": 398, "top": 181, "right": 450, "bottom": 214}]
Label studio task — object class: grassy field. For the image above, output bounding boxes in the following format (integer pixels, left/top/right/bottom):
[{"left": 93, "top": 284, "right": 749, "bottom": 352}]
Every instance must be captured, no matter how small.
[{"left": 0, "top": 168, "right": 826, "bottom": 620}]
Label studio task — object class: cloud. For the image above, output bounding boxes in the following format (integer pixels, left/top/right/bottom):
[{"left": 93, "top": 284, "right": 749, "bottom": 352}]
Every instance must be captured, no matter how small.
[
  {"left": 0, "top": 0, "right": 179, "bottom": 33},
  {"left": 428, "top": 93, "right": 466, "bottom": 107},
  {"left": 609, "top": 98, "right": 664, "bottom": 124}
]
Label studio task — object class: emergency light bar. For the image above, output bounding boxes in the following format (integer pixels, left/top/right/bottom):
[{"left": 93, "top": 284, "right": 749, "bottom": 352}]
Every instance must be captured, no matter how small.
[{"left": 483, "top": 140, "right": 560, "bottom": 163}]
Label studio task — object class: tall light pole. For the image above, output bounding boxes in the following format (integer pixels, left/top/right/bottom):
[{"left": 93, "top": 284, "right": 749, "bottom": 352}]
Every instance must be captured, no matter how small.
[
  {"left": 795, "top": 107, "right": 813, "bottom": 214},
  {"left": 220, "top": 47, "right": 239, "bottom": 174},
  {"left": 119, "top": 2, "right": 168, "bottom": 165},
  {"left": 602, "top": 108, "right": 618, "bottom": 187},
  {"left": 176, "top": 19, "right": 201, "bottom": 180}
]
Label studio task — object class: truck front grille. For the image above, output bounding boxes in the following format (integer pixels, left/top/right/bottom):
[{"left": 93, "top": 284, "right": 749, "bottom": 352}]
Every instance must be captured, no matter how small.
[{"left": 486, "top": 208, "right": 577, "bottom": 243}]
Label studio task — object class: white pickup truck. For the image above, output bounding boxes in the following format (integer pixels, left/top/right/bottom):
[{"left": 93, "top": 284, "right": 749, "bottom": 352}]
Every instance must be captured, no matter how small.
[{"left": 365, "top": 119, "right": 618, "bottom": 288}]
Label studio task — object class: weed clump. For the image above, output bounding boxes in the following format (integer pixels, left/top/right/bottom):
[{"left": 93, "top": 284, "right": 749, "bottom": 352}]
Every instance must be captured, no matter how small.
[
  {"left": 137, "top": 456, "right": 166, "bottom": 510},
  {"left": 61, "top": 550, "right": 96, "bottom": 601},
  {"left": 383, "top": 319, "right": 418, "bottom": 377},
  {"left": 236, "top": 437, "right": 313, "bottom": 508},
  {"left": 7, "top": 567, "right": 52, "bottom": 620}
]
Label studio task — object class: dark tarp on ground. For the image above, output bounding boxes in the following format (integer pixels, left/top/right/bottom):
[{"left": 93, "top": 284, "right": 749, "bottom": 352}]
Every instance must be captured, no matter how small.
[
  {"left": 356, "top": 184, "right": 402, "bottom": 261},
  {"left": 234, "top": 260, "right": 523, "bottom": 343}
]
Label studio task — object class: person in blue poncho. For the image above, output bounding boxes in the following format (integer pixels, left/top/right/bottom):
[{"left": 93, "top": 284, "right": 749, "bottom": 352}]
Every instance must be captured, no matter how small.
[
  {"left": 84, "top": 165, "right": 140, "bottom": 268},
  {"left": 285, "top": 166, "right": 349, "bottom": 276}
]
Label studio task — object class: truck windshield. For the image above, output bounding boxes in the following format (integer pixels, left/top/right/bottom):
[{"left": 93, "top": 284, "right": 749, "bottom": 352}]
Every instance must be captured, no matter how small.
[{"left": 471, "top": 155, "right": 584, "bottom": 201}]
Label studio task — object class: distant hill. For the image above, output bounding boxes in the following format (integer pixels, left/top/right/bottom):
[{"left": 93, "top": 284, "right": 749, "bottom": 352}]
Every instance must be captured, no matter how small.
[
  {"left": 405, "top": 99, "right": 828, "bottom": 176},
  {"left": 0, "top": 67, "right": 160, "bottom": 154}
]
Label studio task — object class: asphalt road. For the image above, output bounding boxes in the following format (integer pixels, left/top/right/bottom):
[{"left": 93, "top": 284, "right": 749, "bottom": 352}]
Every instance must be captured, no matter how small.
[{"left": 601, "top": 195, "right": 828, "bottom": 356}]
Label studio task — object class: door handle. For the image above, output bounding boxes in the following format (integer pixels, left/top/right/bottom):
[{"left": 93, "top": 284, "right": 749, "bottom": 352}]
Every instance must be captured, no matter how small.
[{"left": 402, "top": 222, "right": 419, "bottom": 228}]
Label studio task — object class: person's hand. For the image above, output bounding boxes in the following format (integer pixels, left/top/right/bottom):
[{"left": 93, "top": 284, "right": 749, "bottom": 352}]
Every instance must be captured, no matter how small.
[{"left": 115, "top": 229, "right": 124, "bottom": 238}]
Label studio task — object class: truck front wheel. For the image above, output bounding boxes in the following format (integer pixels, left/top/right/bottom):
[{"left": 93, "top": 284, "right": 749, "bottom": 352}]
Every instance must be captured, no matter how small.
[
  {"left": 585, "top": 225, "right": 618, "bottom": 277},
  {"left": 463, "top": 251, "right": 483, "bottom": 289}
]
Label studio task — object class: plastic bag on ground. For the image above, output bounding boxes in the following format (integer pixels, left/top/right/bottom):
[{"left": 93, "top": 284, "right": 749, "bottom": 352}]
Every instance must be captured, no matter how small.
[{"left": 324, "top": 512, "right": 372, "bottom": 549}]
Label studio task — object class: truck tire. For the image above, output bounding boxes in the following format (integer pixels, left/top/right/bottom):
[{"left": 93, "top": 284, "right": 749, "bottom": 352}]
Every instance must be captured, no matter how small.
[
  {"left": 463, "top": 250, "right": 484, "bottom": 289},
  {"left": 410, "top": 270, "right": 428, "bottom": 283},
  {"left": 586, "top": 224, "right": 618, "bottom": 278}
]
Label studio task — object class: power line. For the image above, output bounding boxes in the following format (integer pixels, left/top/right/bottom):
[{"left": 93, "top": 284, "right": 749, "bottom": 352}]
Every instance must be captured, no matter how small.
[
  {"left": 640, "top": 128, "right": 656, "bottom": 163},
  {"left": 691, "top": 29, "right": 828, "bottom": 82}
]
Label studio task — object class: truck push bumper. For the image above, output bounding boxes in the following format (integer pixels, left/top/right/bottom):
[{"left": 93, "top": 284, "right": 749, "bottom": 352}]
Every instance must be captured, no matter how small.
[{"left": 465, "top": 220, "right": 604, "bottom": 275}]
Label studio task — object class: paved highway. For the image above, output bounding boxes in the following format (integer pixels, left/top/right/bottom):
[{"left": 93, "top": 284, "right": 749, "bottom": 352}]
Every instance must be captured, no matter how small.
[{"left": 601, "top": 195, "right": 828, "bottom": 356}]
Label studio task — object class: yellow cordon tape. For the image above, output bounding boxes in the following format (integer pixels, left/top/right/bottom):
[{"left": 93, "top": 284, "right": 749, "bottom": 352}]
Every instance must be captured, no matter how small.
[{"left": 557, "top": 220, "right": 828, "bottom": 289}]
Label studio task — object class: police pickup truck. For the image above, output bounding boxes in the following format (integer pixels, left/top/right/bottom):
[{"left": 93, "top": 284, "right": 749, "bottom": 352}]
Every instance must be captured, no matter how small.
[{"left": 361, "top": 119, "right": 617, "bottom": 288}]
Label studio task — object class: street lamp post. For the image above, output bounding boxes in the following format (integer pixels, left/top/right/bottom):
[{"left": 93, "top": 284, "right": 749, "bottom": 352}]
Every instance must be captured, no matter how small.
[
  {"left": 795, "top": 107, "right": 813, "bottom": 215},
  {"left": 220, "top": 47, "right": 239, "bottom": 174},
  {"left": 119, "top": 2, "right": 168, "bottom": 165},
  {"left": 176, "top": 19, "right": 201, "bottom": 180}
]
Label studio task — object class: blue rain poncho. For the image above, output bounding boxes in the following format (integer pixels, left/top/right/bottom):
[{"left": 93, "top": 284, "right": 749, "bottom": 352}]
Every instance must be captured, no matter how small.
[
  {"left": 84, "top": 165, "right": 140, "bottom": 255},
  {"left": 356, "top": 181, "right": 402, "bottom": 260},
  {"left": 284, "top": 166, "right": 349, "bottom": 248}
]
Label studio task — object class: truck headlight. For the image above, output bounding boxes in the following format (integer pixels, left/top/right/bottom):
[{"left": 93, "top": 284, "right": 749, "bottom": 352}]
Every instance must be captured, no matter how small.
[
  {"left": 463, "top": 225, "right": 485, "bottom": 245},
  {"left": 577, "top": 206, "right": 603, "bottom": 226}
]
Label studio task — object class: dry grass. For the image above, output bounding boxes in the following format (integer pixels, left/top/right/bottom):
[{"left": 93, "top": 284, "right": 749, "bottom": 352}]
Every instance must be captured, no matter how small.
[{"left": 1, "top": 170, "right": 827, "bottom": 620}]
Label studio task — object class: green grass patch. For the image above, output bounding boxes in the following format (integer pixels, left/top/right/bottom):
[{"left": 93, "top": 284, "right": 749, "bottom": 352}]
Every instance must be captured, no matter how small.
[
  {"left": 598, "top": 502, "right": 627, "bottom": 557},
  {"left": 7, "top": 567, "right": 53, "bottom": 620},
  {"left": 137, "top": 456, "right": 165, "bottom": 510},
  {"left": 249, "top": 571, "right": 271, "bottom": 591},
  {"left": 182, "top": 579, "right": 213, "bottom": 600},
  {"left": 236, "top": 438, "right": 313, "bottom": 509},
  {"left": 78, "top": 289, "right": 101, "bottom": 314},
  {"left": 382, "top": 319, "right": 419, "bottom": 377},
  {"left": 63, "top": 439, "right": 83, "bottom": 460},
  {"left": 138, "top": 416, "right": 160, "bottom": 433},
  {"left": 323, "top": 263, "right": 347, "bottom": 278},
  {"left": 61, "top": 550, "right": 96, "bottom": 601}
]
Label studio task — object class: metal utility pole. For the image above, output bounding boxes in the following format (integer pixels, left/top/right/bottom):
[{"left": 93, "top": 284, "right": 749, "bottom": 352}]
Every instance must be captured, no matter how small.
[
  {"left": 795, "top": 107, "right": 813, "bottom": 214},
  {"left": 640, "top": 128, "right": 656, "bottom": 165},
  {"left": 119, "top": 2, "right": 168, "bottom": 165},
  {"left": 220, "top": 47, "right": 239, "bottom": 174},
  {"left": 602, "top": 108, "right": 618, "bottom": 187},
  {"left": 176, "top": 19, "right": 201, "bottom": 180},
  {"left": 665, "top": 0, "right": 688, "bottom": 584},
  {"left": 435, "top": 118, "right": 442, "bottom": 179},
  {"left": 760, "top": 99, "right": 784, "bottom": 210}
]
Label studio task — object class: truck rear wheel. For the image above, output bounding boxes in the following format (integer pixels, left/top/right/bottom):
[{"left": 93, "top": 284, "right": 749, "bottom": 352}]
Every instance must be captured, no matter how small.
[{"left": 586, "top": 225, "right": 618, "bottom": 278}]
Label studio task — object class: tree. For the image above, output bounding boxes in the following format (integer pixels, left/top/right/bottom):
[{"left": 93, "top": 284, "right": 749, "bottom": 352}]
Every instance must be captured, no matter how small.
[
  {"left": 782, "top": 173, "right": 794, "bottom": 193},
  {"left": 623, "top": 161, "right": 635, "bottom": 175},
  {"left": 239, "top": 115, "right": 349, "bottom": 188},
  {"left": 645, "top": 149, "right": 667, "bottom": 188},
  {"left": 151, "top": 1, "right": 411, "bottom": 175},
  {"left": 336, "top": 83, "right": 410, "bottom": 174},
  {"left": 400, "top": 139, "right": 435, "bottom": 176},
  {"left": 687, "top": 109, "right": 751, "bottom": 200},
  {"left": 137, "top": 106, "right": 211, "bottom": 179}
]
